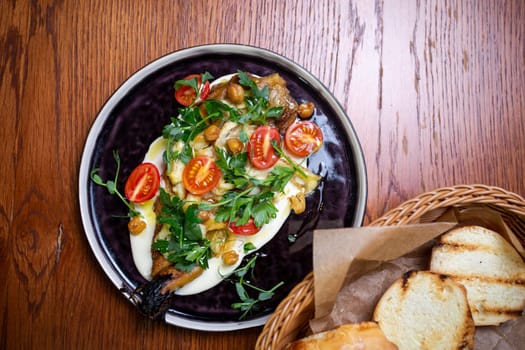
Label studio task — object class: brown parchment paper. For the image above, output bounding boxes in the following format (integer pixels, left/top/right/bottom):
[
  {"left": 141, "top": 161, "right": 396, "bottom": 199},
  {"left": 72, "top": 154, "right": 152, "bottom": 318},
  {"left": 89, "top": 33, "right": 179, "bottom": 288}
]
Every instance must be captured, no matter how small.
[{"left": 309, "top": 206, "right": 525, "bottom": 349}]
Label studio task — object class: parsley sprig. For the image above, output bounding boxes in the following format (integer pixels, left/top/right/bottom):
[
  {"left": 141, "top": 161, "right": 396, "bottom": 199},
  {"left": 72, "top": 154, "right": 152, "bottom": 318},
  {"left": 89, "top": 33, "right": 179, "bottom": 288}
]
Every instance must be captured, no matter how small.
[
  {"left": 203, "top": 99, "right": 241, "bottom": 122},
  {"left": 231, "top": 255, "right": 284, "bottom": 319},
  {"left": 213, "top": 190, "right": 278, "bottom": 228},
  {"left": 214, "top": 147, "right": 251, "bottom": 189},
  {"left": 152, "top": 188, "right": 213, "bottom": 271},
  {"left": 90, "top": 150, "right": 140, "bottom": 217},
  {"left": 163, "top": 107, "right": 215, "bottom": 167},
  {"left": 237, "top": 70, "right": 284, "bottom": 125},
  {"left": 211, "top": 147, "right": 299, "bottom": 228}
]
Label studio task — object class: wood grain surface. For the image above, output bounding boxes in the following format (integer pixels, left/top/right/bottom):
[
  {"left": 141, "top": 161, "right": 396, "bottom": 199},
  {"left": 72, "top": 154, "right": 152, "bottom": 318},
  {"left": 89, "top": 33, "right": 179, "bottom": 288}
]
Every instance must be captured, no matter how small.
[{"left": 1, "top": 1, "right": 524, "bottom": 349}]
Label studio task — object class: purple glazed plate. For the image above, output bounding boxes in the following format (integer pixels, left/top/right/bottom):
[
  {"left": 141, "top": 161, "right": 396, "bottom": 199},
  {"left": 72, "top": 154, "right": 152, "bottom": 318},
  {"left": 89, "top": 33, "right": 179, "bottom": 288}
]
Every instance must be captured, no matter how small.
[{"left": 78, "top": 44, "right": 367, "bottom": 331}]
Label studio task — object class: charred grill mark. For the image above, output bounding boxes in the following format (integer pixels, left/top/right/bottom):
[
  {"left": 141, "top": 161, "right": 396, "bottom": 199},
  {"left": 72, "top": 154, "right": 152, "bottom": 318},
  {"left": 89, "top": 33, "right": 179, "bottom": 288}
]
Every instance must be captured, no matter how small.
[
  {"left": 474, "top": 307, "right": 525, "bottom": 317},
  {"left": 438, "top": 273, "right": 449, "bottom": 281},
  {"left": 456, "top": 275, "right": 525, "bottom": 285},
  {"left": 401, "top": 270, "right": 416, "bottom": 290},
  {"left": 439, "top": 241, "right": 499, "bottom": 253}
]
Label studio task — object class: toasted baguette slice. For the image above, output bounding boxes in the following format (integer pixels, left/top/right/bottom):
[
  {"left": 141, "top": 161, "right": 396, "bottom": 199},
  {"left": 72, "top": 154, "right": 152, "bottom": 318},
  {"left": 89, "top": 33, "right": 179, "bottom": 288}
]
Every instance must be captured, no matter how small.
[
  {"left": 430, "top": 225, "right": 525, "bottom": 326},
  {"left": 285, "top": 322, "right": 398, "bottom": 350},
  {"left": 373, "top": 270, "right": 475, "bottom": 350}
]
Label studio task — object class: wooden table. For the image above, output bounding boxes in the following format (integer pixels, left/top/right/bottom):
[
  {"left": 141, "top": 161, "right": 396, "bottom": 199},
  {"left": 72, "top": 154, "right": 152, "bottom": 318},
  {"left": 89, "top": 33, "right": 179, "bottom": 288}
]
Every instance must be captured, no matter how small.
[{"left": 2, "top": 1, "right": 524, "bottom": 349}]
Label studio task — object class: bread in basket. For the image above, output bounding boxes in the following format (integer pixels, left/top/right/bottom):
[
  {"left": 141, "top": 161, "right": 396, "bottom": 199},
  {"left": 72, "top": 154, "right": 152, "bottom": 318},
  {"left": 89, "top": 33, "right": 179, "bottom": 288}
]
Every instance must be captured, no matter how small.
[{"left": 255, "top": 184, "right": 525, "bottom": 350}]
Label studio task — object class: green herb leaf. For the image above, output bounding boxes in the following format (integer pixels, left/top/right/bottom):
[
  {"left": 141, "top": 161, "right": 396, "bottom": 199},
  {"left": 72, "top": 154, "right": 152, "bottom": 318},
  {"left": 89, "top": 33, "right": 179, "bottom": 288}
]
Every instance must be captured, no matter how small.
[
  {"left": 154, "top": 188, "right": 212, "bottom": 270},
  {"left": 251, "top": 199, "right": 278, "bottom": 227},
  {"left": 236, "top": 70, "right": 273, "bottom": 125},
  {"left": 235, "top": 282, "right": 249, "bottom": 301},
  {"left": 265, "top": 106, "right": 284, "bottom": 118},
  {"left": 162, "top": 107, "right": 210, "bottom": 167},
  {"left": 271, "top": 141, "right": 308, "bottom": 178},
  {"left": 106, "top": 180, "right": 116, "bottom": 194},
  {"left": 239, "top": 128, "right": 249, "bottom": 143},
  {"left": 262, "top": 166, "right": 295, "bottom": 192},
  {"left": 90, "top": 171, "right": 104, "bottom": 185},
  {"left": 215, "top": 147, "right": 251, "bottom": 190},
  {"left": 202, "top": 99, "right": 241, "bottom": 122},
  {"left": 212, "top": 147, "right": 296, "bottom": 229},
  {"left": 201, "top": 71, "right": 214, "bottom": 83},
  {"left": 184, "top": 204, "right": 203, "bottom": 241},
  {"left": 152, "top": 239, "right": 169, "bottom": 252},
  {"left": 237, "top": 70, "right": 259, "bottom": 94},
  {"left": 243, "top": 242, "right": 256, "bottom": 253},
  {"left": 175, "top": 261, "right": 196, "bottom": 272},
  {"left": 230, "top": 255, "right": 284, "bottom": 319},
  {"left": 89, "top": 151, "right": 140, "bottom": 217},
  {"left": 174, "top": 77, "right": 198, "bottom": 91},
  {"left": 258, "top": 291, "right": 274, "bottom": 301}
]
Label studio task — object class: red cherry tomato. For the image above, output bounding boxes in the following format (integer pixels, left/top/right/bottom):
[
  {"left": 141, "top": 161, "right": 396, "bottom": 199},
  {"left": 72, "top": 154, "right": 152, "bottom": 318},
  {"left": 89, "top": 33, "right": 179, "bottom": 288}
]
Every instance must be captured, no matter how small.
[
  {"left": 248, "top": 126, "right": 281, "bottom": 169},
  {"left": 228, "top": 218, "right": 261, "bottom": 236},
  {"left": 124, "top": 163, "right": 161, "bottom": 203},
  {"left": 284, "top": 121, "right": 324, "bottom": 157},
  {"left": 182, "top": 156, "right": 222, "bottom": 195},
  {"left": 175, "top": 74, "right": 211, "bottom": 106}
]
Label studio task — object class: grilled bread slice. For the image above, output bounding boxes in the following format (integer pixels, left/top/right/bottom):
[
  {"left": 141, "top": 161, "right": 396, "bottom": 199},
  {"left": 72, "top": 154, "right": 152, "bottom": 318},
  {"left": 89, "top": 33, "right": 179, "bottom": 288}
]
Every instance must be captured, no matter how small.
[
  {"left": 373, "top": 270, "right": 475, "bottom": 350},
  {"left": 430, "top": 225, "right": 525, "bottom": 326},
  {"left": 285, "top": 322, "right": 398, "bottom": 350}
]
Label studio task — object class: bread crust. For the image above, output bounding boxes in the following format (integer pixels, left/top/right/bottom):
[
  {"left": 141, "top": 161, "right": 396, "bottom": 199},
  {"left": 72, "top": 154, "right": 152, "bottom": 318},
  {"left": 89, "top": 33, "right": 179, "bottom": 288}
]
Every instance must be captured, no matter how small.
[{"left": 285, "top": 322, "right": 398, "bottom": 350}]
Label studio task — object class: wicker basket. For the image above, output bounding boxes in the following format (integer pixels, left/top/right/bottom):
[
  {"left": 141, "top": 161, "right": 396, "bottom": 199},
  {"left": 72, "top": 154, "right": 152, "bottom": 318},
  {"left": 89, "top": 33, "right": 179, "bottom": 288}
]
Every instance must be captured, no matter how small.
[{"left": 255, "top": 184, "right": 525, "bottom": 350}]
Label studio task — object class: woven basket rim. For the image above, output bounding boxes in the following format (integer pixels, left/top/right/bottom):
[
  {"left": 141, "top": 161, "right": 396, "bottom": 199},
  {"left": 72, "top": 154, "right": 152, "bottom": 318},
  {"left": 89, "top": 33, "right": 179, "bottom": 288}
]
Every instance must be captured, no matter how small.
[{"left": 255, "top": 184, "right": 525, "bottom": 350}]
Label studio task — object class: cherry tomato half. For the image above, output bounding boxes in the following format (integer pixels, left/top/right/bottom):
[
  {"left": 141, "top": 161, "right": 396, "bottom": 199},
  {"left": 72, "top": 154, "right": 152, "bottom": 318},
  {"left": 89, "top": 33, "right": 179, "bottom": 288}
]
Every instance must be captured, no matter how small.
[
  {"left": 182, "top": 156, "right": 222, "bottom": 195},
  {"left": 174, "top": 74, "right": 211, "bottom": 106},
  {"left": 228, "top": 218, "right": 261, "bottom": 236},
  {"left": 124, "top": 163, "right": 161, "bottom": 203},
  {"left": 248, "top": 126, "right": 281, "bottom": 169},
  {"left": 284, "top": 121, "right": 324, "bottom": 157}
]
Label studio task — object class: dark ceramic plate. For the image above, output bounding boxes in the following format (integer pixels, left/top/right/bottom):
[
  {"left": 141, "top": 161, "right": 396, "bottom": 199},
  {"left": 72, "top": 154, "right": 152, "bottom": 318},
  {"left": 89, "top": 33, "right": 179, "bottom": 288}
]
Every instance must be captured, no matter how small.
[{"left": 79, "top": 44, "right": 367, "bottom": 331}]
